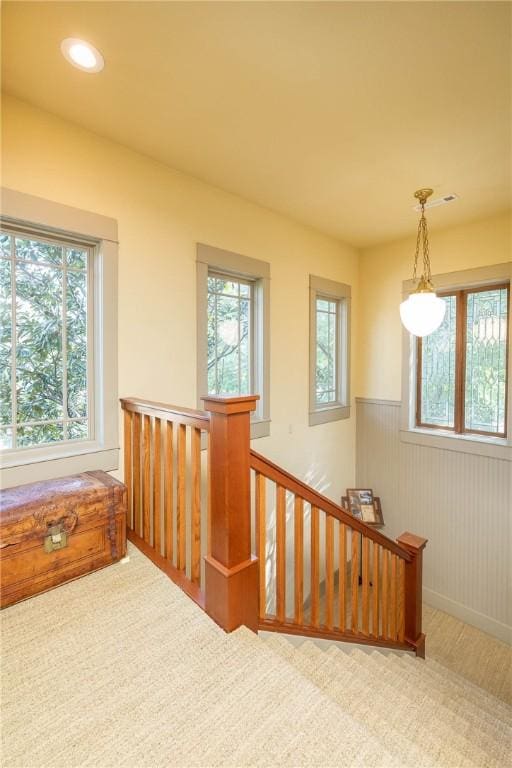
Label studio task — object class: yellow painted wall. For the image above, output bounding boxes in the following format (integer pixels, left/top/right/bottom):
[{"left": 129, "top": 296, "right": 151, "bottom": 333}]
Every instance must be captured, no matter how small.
[
  {"left": 357, "top": 212, "right": 512, "bottom": 400},
  {"left": 1, "top": 94, "right": 358, "bottom": 500}
]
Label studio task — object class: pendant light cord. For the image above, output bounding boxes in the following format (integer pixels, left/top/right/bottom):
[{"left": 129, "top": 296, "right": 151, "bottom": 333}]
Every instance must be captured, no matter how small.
[{"left": 412, "top": 198, "right": 432, "bottom": 285}]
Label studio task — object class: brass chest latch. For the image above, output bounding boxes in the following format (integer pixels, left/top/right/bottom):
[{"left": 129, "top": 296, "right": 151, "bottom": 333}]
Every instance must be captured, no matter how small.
[{"left": 43, "top": 523, "right": 68, "bottom": 553}]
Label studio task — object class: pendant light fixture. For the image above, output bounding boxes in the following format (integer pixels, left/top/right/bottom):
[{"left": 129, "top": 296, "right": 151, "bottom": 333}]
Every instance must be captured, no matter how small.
[{"left": 399, "top": 188, "right": 446, "bottom": 337}]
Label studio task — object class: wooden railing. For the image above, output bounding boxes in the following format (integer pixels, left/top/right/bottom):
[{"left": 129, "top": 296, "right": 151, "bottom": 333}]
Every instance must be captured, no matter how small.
[
  {"left": 121, "top": 397, "right": 211, "bottom": 608},
  {"left": 251, "top": 451, "right": 427, "bottom": 655},
  {"left": 121, "top": 394, "right": 427, "bottom": 655}
]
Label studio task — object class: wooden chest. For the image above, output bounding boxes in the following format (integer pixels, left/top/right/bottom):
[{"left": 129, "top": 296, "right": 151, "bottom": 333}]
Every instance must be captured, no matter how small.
[{"left": 0, "top": 470, "right": 127, "bottom": 608}]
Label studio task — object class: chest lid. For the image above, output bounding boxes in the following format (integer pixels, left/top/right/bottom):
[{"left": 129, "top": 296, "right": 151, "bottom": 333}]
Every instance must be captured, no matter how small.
[{"left": 0, "top": 470, "right": 125, "bottom": 548}]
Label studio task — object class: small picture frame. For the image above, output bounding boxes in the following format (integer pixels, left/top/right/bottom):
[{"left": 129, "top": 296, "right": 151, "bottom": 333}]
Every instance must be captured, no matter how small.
[{"left": 342, "top": 489, "right": 384, "bottom": 527}]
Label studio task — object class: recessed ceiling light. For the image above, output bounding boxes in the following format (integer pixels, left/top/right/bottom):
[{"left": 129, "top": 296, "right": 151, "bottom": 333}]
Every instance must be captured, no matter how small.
[{"left": 61, "top": 38, "right": 104, "bottom": 73}]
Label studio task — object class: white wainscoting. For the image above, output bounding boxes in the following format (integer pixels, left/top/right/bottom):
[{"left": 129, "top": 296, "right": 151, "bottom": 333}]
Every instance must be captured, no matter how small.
[{"left": 356, "top": 398, "right": 511, "bottom": 644}]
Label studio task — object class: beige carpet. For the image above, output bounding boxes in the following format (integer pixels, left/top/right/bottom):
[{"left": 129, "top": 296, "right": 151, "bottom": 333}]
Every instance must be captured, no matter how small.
[
  {"left": 422, "top": 603, "right": 512, "bottom": 705},
  {"left": 1, "top": 545, "right": 511, "bottom": 768}
]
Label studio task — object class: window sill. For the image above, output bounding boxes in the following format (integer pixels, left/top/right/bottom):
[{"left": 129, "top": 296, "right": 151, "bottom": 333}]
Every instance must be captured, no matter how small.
[
  {"left": 309, "top": 405, "right": 351, "bottom": 427},
  {"left": 0, "top": 445, "right": 119, "bottom": 488},
  {"left": 250, "top": 419, "right": 271, "bottom": 440},
  {"left": 400, "top": 428, "right": 511, "bottom": 461}
]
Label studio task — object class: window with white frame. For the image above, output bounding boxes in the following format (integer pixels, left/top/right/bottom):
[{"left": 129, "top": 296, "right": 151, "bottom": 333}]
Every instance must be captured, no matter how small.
[
  {"left": 309, "top": 275, "right": 351, "bottom": 426},
  {"left": 197, "top": 243, "right": 270, "bottom": 439},
  {"left": 1, "top": 227, "right": 92, "bottom": 450},
  {"left": 0, "top": 188, "right": 119, "bottom": 486},
  {"left": 401, "top": 262, "right": 511, "bottom": 460}
]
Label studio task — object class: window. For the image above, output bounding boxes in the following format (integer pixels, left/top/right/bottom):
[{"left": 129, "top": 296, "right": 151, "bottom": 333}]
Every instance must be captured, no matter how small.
[
  {"left": 197, "top": 243, "right": 270, "bottom": 439},
  {"left": 1, "top": 227, "right": 92, "bottom": 450},
  {"left": 1, "top": 188, "right": 118, "bottom": 486},
  {"left": 309, "top": 275, "right": 351, "bottom": 426},
  {"left": 401, "top": 262, "right": 511, "bottom": 461},
  {"left": 417, "top": 284, "right": 509, "bottom": 437}
]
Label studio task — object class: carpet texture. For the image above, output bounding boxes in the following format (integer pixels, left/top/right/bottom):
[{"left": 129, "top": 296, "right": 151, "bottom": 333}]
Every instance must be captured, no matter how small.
[{"left": 1, "top": 545, "right": 511, "bottom": 767}]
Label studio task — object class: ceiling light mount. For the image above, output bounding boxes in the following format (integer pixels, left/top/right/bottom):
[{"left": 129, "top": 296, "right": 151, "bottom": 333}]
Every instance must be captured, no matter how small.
[{"left": 61, "top": 38, "right": 104, "bottom": 73}]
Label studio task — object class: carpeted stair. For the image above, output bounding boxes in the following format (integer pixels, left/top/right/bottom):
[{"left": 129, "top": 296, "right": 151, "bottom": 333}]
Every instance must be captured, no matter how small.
[
  {"left": 1, "top": 545, "right": 511, "bottom": 767},
  {"left": 261, "top": 633, "right": 511, "bottom": 767}
]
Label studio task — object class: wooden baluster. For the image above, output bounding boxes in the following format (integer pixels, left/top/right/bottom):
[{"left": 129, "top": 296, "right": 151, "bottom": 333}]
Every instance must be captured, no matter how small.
[
  {"left": 382, "top": 549, "right": 389, "bottom": 638},
  {"left": 191, "top": 427, "right": 201, "bottom": 585},
  {"left": 339, "top": 522, "right": 346, "bottom": 632},
  {"left": 294, "top": 496, "right": 304, "bottom": 625},
  {"left": 255, "top": 472, "right": 266, "bottom": 619},
  {"left": 153, "top": 417, "right": 162, "bottom": 554},
  {"left": 123, "top": 409, "right": 133, "bottom": 529},
  {"left": 325, "top": 515, "right": 334, "bottom": 630},
  {"left": 310, "top": 506, "right": 320, "bottom": 627},
  {"left": 142, "top": 415, "right": 151, "bottom": 544},
  {"left": 362, "top": 535, "right": 370, "bottom": 635},
  {"left": 164, "top": 421, "right": 174, "bottom": 562},
  {"left": 351, "top": 531, "right": 360, "bottom": 633},
  {"left": 276, "top": 484, "right": 286, "bottom": 622},
  {"left": 398, "top": 557, "right": 405, "bottom": 643},
  {"left": 390, "top": 554, "right": 397, "bottom": 640},
  {"left": 133, "top": 412, "right": 141, "bottom": 537},
  {"left": 372, "top": 542, "right": 380, "bottom": 637},
  {"left": 177, "top": 423, "right": 187, "bottom": 571}
]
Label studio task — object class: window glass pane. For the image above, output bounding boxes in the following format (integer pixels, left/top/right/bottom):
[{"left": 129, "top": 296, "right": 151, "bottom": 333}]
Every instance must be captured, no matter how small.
[
  {"left": 0, "top": 427, "right": 12, "bottom": 449},
  {"left": 465, "top": 287, "right": 508, "bottom": 434},
  {"left": 67, "top": 269, "right": 88, "bottom": 419},
  {"left": 16, "top": 261, "right": 64, "bottom": 424},
  {"left": 68, "top": 420, "right": 88, "bottom": 440},
  {"left": 1, "top": 233, "right": 11, "bottom": 257},
  {"left": 17, "top": 422, "right": 64, "bottom": 447},
  {"left": 420, "top": 294, "right": 457, "bottom": 427},
  {"left": 0, "top": 229, "right": 91, "bottom": 451},
  {"left": 66, "top": 248, "right": 88, "bottom": 270},
  {"left": 207, "top": 274, "right": 251, "bottom": 395},
  {"left": 0, "top": 258, "right": 12, "bottom": 427},
  {"left": 316, "top": 296, "right": 338, "bottom": 405},
  {"left": 15, "top": 237, "right": 62, "bottom": 265}
]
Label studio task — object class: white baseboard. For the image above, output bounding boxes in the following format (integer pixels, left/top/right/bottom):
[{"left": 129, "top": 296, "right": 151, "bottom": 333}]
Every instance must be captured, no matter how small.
[{"left": 423, "top": 586, "right": 512, "bottom": 645}]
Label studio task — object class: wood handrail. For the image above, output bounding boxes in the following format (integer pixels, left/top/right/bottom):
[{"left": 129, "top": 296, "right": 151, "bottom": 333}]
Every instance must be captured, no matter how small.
[
  {"left": 121, "top": 397, "right": 210, "bottom": 430},
  {"left": 250, "top": 449, "right": 412, "bottom": 562}
]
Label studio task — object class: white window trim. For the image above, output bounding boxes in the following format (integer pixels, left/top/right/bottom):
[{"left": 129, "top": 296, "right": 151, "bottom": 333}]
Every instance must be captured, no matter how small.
[
  {"left": 0, "top": 187, "right": 119, "bottom": 486},
  {"left": 309, "top": 274, "right": 351, "bottom": 426},
  {"left": 196, "top": 243, "right": 270, "bottom": 440},
  {"left": 401, "top": 261, "right": 512, "bottom": 462}
]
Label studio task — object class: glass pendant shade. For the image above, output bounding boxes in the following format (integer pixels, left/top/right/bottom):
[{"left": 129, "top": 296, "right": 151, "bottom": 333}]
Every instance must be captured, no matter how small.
[{"left": 400, "top": 290, "right": 446, "bottom": 337}]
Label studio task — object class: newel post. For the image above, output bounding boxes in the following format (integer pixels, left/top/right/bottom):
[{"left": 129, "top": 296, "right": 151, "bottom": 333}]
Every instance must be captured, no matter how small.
[
  {"left": 201, "top": 394, "right": 260, "bottom": 633},
  {"left": 397, "top": 531, "right": 428, "bottom": 658}
]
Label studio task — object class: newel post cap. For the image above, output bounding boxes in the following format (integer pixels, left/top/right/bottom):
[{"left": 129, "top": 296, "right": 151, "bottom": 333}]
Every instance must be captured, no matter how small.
[
  {"left": 201, "top": 394, "right": 259, "bottom": 415},
  {"left": 397, "top": 531, "right": 428, "bottom": 553}
]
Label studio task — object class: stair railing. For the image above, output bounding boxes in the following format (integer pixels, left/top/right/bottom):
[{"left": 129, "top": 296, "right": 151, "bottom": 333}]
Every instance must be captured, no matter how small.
[
  {"left": 251, "top": 450, "right": 427, "bottom": 656},
  {"left": 121, "top": 394, "right": 427, "bottom": 655},
  {"left": 121, "top": 396, "right": 211, "bottom": 608}
]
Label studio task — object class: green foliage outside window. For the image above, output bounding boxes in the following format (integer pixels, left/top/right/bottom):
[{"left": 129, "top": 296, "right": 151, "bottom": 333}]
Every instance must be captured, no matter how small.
[
  {"left": 207, "top": 275, "right": 251, "bottom": 395},
  {"left": 0, "top": 231, "right": 89, "bottom": 450}
]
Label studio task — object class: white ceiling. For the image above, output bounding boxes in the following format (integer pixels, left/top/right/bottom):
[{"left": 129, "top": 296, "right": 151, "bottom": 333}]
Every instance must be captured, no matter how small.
[{"left": 2, "top": 1, "right": 511, "bottom": 247}]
